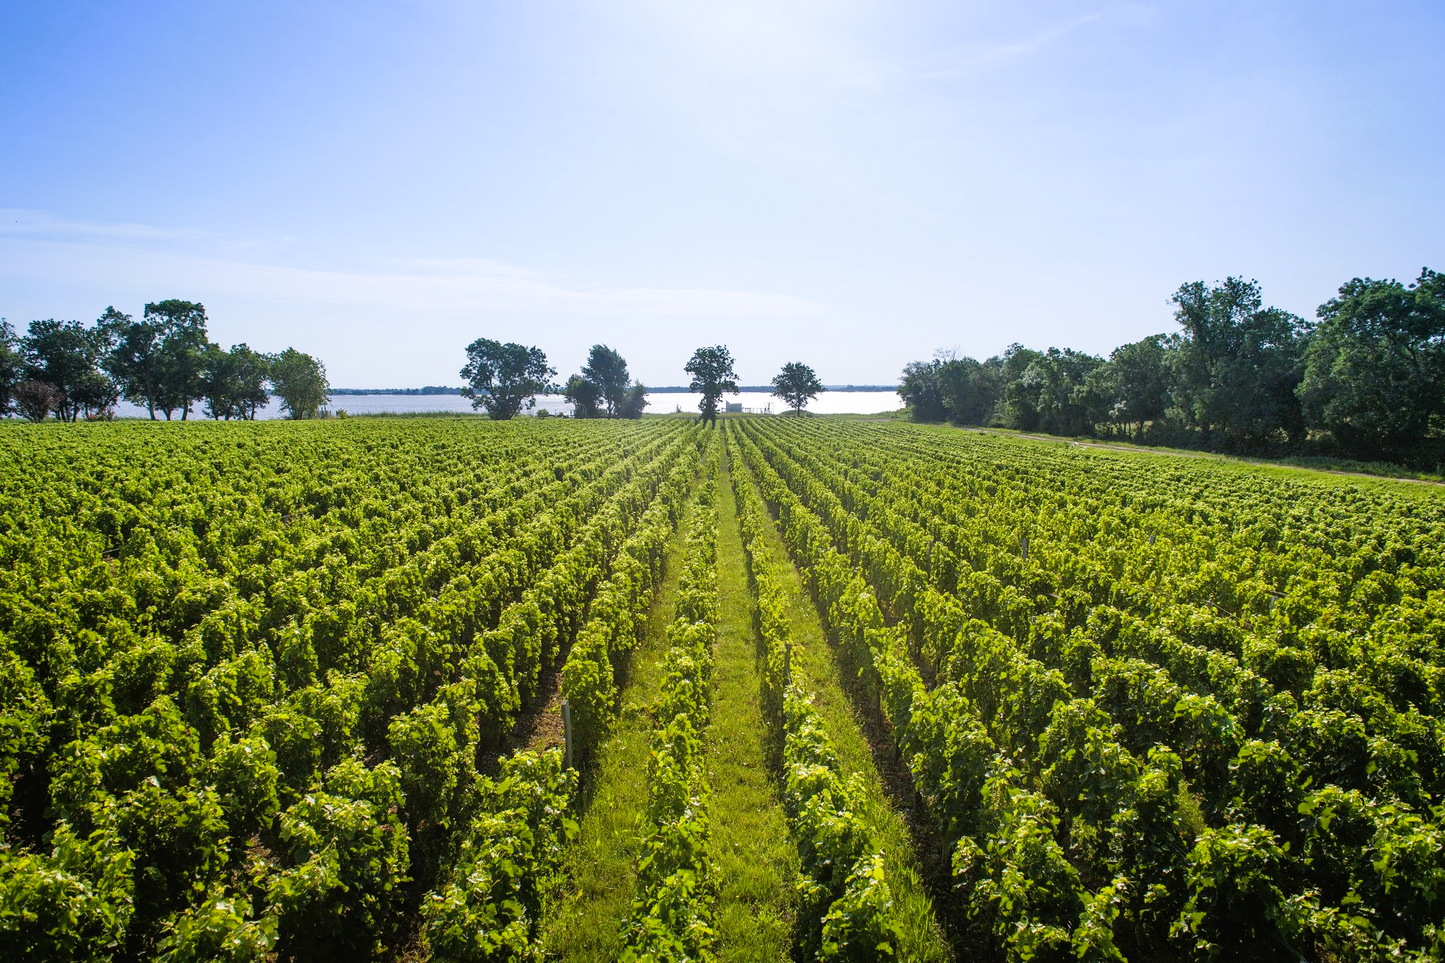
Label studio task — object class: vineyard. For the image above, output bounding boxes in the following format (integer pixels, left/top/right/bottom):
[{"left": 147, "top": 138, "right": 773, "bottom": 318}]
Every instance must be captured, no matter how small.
[{"left": 2, "top": 417, "right": 1443, "bottom": 961}]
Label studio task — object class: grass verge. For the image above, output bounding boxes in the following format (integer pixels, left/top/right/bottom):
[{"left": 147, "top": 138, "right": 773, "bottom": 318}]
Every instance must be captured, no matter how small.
[
  {"left": 732, "top": 454, "right": 955, "bottom": 963},
  {"left": 707, "top": 463, "right": 798, "bottom": 961},
  {"left": 540, "top": 498, "right": 696, "bottom": 961}
]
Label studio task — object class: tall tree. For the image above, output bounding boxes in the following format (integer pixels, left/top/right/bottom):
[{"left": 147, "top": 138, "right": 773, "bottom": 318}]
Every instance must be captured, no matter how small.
[
  {"left": 684, "top": 345, "right": 737, "bottom": 425},
  {"left": 1095, "top": 334, "right": 1172, "bottom": 441},
  {"left": 0, "top": 320, "right": 22, "bottom": 416},
  {"left": 562, "top": 374, "right": 603, "bottom": 419},
  {"left": 21, "top": 319, "right": 118, "bottom": 421},
  {"left": 270, "top": 348, "right": 330, "bottom": 419},
  {"left": 581, "top": 344, "right": 632, "bottom": 417},
  {"left": 1299, "top": 268, "right": 1445, "bottom": 460},
  {"left": 897, "top": 359, "right": 949, "bottom": 422},
  {"left": 617, "top": 382, "right": 647, "bottom": 419},
  {"left": 771, "top": 361, "right": 825, "bottom": 414},
  {"left": 227, "top": 344, "right": 273, "bottom": 420},
  {"left": 1002, "top": 348, "right": 1103, "bottom": 436},
  {"left": 564, "top": 344, "right": 646, "bottom": 418},
  {"left": 459, "top": 339, "right": 556, "bottom": 420},
  {"left": 937, "top": 356, "right": 1002, "bottom": 426},
  {"left": 1170, "top": 278, "right": 1309, "bottom": 451},
  {"left": 102, "top": 307, "right": 165, "bottom": 418},
  {"left": 200, "top": 343, "right": 273, "bottom": 420},
  {"left": 144, "top": 300, "right": 209, "bottom": 420}
]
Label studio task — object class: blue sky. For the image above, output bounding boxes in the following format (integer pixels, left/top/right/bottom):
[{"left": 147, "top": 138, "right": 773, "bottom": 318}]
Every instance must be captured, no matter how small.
[{"left": 2, "top": 1, "right": 1441, "bottom": 387}]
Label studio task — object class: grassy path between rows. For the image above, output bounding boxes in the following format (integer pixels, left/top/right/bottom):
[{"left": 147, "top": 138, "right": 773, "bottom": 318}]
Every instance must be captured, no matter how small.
[
  {"left": 707, "top": 461, "right": 797, "bottom": 960},
  {"left": 542, "top": 451, "right": 949, "bottom": 961},
  {"left": 732, "top": 448, "right": 956, "bottom": 963},
  {"left": 540, "top": 498, "right": 697, "bottom": 961}
]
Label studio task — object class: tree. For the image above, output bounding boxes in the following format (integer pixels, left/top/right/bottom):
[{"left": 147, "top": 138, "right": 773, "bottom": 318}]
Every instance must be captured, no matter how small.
[
  {"left": 565, "top": 344, "right": 646, "bottom": 418},
  {"left": 21, "top": 318, "right": 118, "bottom": 421},
  {"left": 937, "top": 356, "right": 1002, "bottom": 426},
  {"left": 771, "top": 361, "right": 824, "bottom": 414},
  {"left": 1093, "top": 334, "right": 1172, "bottom": 441},
  {"left": 684, "top": 345, "right": 738, "bottom": 425},
  {"left": 270, "top": 348, "right": 330, "bottom": 419},
  {"left": 562, "top": 373, "right": 603, "bottom": 419},
  {"left": 227, "top": 344, "right": 272, "bottom": 420},
  {"left": 0, "top": 320, "right": 23, "bottom": 416},
  {"left": 581, "top": 344, "right": 632, "bottom": 417},
  {"left": 995, "top": 344, "right": 1047, "bottom": 430},
  {"left": 897, "top": 360, "right": 948, "bottom": 422},
  {"left": 144, "top": 300, "right": 209, "bottom": 420},
  {"left": 1298, "top": 268, "right": 1445, "bottom": 461},
  {"left": 102, "top": 306, "right": 165, "bottom": 419},
  {"left": 1170, "top": 278, "right": 1309, "bottom": 452},
  {"left": 198, "top": 344, "right": 231, "bottom": 420},
  {"left": 13, "top": 380, "right": 58, "bottom": 422},
  {"left": 617, "top": 382, "right": 647, "bottom": 419},
  {"left": 1002, "top": 348, "right": 1103, "bottom": 436},
  {"left": 200, "top": 344, "right": 271, "bottom": 420},
  {"left": 459, "top": 339, "right": 557, "bottom": 420}
]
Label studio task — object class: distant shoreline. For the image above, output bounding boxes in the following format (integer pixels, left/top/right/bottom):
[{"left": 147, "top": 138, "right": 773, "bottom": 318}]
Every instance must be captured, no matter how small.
[
  {"left": 331, "top": 386, "right": 463, "bottom": 396},
  {"left": 332, "top": 385, "right": 899, "bottom": 395},
  {"left": 645, "top": 385, "right": 900, "bottom": 394}
]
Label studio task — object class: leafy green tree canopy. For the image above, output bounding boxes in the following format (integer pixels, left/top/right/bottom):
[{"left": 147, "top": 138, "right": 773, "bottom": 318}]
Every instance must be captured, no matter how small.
[
  {"left": 897, "top": 359, "right": 949, "bottom": 423},
  {"left": 563, "top": 373, "right": 603, "bottom": 419},
  {"left": 270, "top": 348, "right": 330, "bottom": 420},
  {"left": 565, "top": 344, "right": 647, "bottom": 418},
  {"left": 581, "top": 344, "right": 631, "bottom": 416},
  {"left": 1003, "top": 347, "right": 1103, "bottom": 436},
  {"left": 1170, "top": 278, "right": 1309, "bottom": 451},
  {"left": 459, "top": 338, "right": 557, "bottom": 420},
  {"left": 102, "top": 306, "right": 164, "bottom": 418},
  {"left": 900, "top": 352, "right": 1007, "bottom": 426},
  {"left": 617, "top": 382, "right": 647, "bottom": 419},
  {"left": 771, "top": 361, "right": 824, "bottom": 413},
  {"left": 684, "top": 345, "right": 737, "bottom": 425},
  {"left": 1094, "top": 334, "right": 1171, "bottom": 441},
  {"left": 0, "top": 319, "right": 23, "bottom": 417},
  {"left": 201, "top": 344, "right": 272, "bottom": 420},
  {"left": 22, "top": 318, "right": 118, "bottom": 421},
  {"left": 145, "top": 300, "right": 209, "bottom": 420},
  {"left": 1299, "top": 267, "right": 1444, "bottom": 459}
]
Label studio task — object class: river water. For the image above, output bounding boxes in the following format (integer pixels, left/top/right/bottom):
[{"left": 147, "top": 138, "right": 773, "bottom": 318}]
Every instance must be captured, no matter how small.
[{"left": 114, "top": 390, "right": 903, "bottom": 420}]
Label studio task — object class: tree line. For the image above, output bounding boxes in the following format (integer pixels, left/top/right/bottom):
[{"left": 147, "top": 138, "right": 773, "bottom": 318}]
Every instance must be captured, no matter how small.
[
  {"left": 0, "top": 301, "right": 332, "bottom": 422},
  {"left": 899, "top": 268, "right": 1445, "bottom": 466},
  {"left": 460, "top": 339, "right": 827, "bottom": 422}
]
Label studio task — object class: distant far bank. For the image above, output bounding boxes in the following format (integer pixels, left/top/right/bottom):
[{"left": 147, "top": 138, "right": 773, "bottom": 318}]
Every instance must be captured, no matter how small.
[
  {"left": 646, "top": 384, "right": 899, "bottom": 393},
  {"left": 331, "top": 386, "right": 462, "bottom": 395},
  {"left": 331, "top": 384, "right": 898, "bottom": 395}
]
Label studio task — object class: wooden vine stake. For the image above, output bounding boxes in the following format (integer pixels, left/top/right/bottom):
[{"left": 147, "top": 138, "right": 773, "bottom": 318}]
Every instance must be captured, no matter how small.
[
  {"left": 561, "top": 699, "right": 574, "bottom": 770},
  {"left": 1021, "top": 534, "right": 1029, "bottom": 562}
]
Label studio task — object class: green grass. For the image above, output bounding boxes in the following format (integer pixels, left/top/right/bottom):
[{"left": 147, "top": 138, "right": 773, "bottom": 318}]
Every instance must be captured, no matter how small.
[
  {"left": 731, "top": 453, "right": 955, "bottom": 963},
  {"left": 707, "top": 464, "right": 798, "bottom": 961},
  {"left": 946, "top": 423, "right": 1445, "bottom": 488},
  {"left": 541, "top": 498, "right": 698, "bottom": 962}
]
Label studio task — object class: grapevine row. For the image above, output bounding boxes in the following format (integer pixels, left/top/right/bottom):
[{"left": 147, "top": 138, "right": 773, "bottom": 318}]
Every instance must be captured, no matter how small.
[
  {"left": 621, "top": 446, "right": 721, "bottom": 961},
  {"left": 0, "top": 420, "right": 699, "bottom": 959},
  {"left": 732, "top": 420, "right": 1445, "bottom": 960},
  {"left": 730, "top": 436, "right": 908, "bottom": 959}
]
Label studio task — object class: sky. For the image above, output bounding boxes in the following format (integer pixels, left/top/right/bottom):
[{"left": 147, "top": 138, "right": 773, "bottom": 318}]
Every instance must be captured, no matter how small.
[{"left": 2, "top": 0, "right": 1442, "bottom": 387}]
